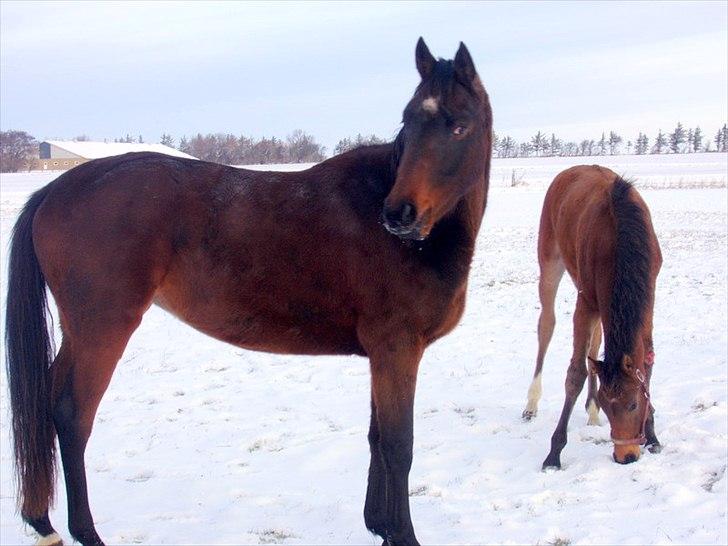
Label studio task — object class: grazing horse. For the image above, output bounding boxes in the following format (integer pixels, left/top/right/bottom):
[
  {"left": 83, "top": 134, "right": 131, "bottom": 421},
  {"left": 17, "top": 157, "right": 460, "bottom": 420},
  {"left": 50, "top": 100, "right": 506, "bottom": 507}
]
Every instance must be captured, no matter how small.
[
  {"left": 5, "top": 38, "right": 492, "bottom": 546},
  {"left": 521, "top": 166, "right": 662, "bottom": 469}
]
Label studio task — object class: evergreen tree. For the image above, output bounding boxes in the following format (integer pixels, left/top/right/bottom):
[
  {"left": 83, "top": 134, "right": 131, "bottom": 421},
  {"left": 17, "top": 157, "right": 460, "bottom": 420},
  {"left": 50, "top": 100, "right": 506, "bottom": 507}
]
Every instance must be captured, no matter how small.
[
  {"left": 652, "top": 130, "right": 667, "bottom": 154},
  {"left": 178, "top": 136, "right": 190, "bottom": 154},
  {"left": 692, "top": 127, "right": 703, "bottom": 153},
  {"left": 686, "top": 129, "right": 694, "bottom": 152},
  {"left": 635, "top": 133, "right": 649, "bottom": 155},
  {"left": 598, "top": 132, "right": 607, "bottom": 155},
  {"left": 669, "top": 122, "right": 686, "bottom": 153},
  {"left": 548, "top": 133, "right": 562, "bottom": 156},
  {"left": 719, "top": 124, "right": 728, "bottom": 152},
  {"left": 499, "top": 136, "right": 516, "bottom": 157},
  {"left": 530, "top": 131, "right": 547, "bottom": 156},
  {"left": 160, "top": 133, "right": 175, "bottom": 147},
  {"left": 608, "top": 131, "right": 622, "bottom": 155}
]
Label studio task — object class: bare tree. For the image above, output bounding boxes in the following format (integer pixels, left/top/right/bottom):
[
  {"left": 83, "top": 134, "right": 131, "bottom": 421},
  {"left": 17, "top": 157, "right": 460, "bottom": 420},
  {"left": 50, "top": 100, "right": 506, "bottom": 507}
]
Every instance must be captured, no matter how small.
[
  {"left": 286, "top": 129, "right": 326, "bottom": 162},
  {"left": 0, "top": 130, "right": 38, "bottom": 172}
]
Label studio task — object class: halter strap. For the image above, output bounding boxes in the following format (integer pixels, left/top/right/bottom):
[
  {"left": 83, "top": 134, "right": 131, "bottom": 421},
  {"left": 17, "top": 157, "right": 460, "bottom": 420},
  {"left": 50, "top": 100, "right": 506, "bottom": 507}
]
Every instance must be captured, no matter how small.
[{"left": 611, "top": 367, "right": 653, "bottom": 447}]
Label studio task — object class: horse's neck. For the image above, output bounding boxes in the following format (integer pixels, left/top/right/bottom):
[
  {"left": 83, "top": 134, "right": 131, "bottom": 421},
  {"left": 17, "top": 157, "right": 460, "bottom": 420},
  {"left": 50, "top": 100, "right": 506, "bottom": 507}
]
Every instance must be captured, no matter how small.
[{"left": 420, "top": 172, "right": 488, "bottom": 290}]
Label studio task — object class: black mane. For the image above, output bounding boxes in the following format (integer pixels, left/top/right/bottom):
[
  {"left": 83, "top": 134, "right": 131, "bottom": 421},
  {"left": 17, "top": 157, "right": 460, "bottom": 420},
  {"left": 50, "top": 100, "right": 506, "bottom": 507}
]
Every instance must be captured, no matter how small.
[{"left": 603, "top": 177, "right": 652, "bottom": 386}]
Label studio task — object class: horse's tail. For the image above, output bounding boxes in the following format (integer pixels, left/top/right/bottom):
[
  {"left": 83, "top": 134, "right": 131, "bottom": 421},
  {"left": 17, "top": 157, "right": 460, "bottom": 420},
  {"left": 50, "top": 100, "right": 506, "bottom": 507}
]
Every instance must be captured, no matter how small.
[
  {"left": 603, "top": 176, "right": 651, "bottom": 383},
  {"left": 5, "top": 183, "right": 57, "bottom": 518}
]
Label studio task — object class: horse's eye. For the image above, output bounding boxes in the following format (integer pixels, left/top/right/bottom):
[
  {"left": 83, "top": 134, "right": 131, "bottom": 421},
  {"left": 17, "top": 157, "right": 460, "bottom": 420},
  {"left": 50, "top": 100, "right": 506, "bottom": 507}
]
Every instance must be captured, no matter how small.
[
  {"left": 628, "top": 401, "right": 638, "bottom": 412},
  {"left": 452, "top": 125, "right": 467, "bottom": 136}
]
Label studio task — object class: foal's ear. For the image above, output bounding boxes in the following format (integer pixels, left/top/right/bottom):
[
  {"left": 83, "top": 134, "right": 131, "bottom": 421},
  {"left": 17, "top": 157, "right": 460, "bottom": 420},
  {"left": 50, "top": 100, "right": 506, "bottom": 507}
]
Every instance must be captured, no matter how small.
[
  {"left": 587, "top": 356, "right": 602, "bottom": 375},
  {"left": 621, "top": 354, "right": 635, "bottom": 374},
  {"left": 415, "top": 37, "right": 436, "bottom": 80},
  {"left": 454, "top": 41, "right": 477, "bottom": 84}
]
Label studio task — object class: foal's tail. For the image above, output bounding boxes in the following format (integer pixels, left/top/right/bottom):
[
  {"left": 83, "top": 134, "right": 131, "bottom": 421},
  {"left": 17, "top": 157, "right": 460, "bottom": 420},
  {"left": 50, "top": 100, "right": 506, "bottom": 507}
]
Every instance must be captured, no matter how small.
[{"left": 5, "top": 184, "right": 57, "bottom": 518}]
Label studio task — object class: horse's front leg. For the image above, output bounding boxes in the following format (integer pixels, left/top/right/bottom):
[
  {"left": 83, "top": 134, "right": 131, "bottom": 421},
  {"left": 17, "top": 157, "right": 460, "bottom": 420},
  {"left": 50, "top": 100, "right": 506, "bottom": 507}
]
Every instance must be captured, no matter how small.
[
  {"left": 361, "top": 329, "right": 423, "bottom": 546},
  {"left": 364, "top": 397, "right": 388, "bottom": 537}
]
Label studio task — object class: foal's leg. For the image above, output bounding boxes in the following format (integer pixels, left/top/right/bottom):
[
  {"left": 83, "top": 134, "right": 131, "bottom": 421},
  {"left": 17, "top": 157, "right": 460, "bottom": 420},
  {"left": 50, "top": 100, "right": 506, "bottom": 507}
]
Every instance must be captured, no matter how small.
[
  {"left": 644, "top": 360, "right": 662, "bottom": 452},
  {"left": 645, "top": 407, "right": 662, "bottom": 453},
  {"left": 361, "top": 328, "right": 423, "bottom": 546},
  {"left": 523, "top": 256, "right": 565, "bottom": 420},
  {"left": 53, "top": 312, "right": 145, "bottom": 546},
  {"left": 585, "top": 323, "right": 602, "bottom": 426},
  {"left": 542, "top": 299, "right": 598, "bottom": 470}
]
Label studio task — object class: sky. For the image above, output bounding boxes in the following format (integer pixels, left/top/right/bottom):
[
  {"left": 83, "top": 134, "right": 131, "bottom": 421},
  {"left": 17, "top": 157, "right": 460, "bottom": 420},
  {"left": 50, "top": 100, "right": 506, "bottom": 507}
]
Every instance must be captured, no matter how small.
[{"left": 1, "top": 1, "right": 726, "bottom": 154}]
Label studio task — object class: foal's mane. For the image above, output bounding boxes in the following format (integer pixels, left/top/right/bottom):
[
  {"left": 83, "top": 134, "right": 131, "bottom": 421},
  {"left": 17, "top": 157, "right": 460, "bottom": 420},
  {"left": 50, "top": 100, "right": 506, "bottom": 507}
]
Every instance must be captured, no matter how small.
[{"left": 603, "top": 177, "right": 653, "bottom": 386}]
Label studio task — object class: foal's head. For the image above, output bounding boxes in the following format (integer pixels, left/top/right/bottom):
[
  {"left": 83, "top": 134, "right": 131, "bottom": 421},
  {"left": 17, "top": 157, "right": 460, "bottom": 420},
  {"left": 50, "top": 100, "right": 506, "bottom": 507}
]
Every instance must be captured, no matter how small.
[
  {"left": 383, "top": 38, "right": 492, "bottom": 240},
  {"left": 592, "top": 346, "right": 654, "bottom": 464}
]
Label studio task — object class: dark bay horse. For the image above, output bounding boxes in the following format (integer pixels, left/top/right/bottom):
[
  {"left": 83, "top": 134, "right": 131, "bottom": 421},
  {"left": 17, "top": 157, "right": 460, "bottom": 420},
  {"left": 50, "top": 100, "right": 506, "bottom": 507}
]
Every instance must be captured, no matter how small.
[
  {"left": 521, "top": 166, "right": 662, "bottom": 469},
  {"left": 5, "top": 38, "right": 492, "bottom": 546}
]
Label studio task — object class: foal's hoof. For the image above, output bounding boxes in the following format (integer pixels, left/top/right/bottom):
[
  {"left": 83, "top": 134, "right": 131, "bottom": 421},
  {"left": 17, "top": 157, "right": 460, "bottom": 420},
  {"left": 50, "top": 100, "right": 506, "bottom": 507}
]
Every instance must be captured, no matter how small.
[
  {"left": 542, "top": 456, "right": 561, "bottom": 471},
  {"left": 522, "top": 409, "right": 537, "bottom": 421},
  {"left": 647, "top": 442, "right": 662, "bottom": 454},
  {"left": 35, "top": 533, "right": 63, "bottom": 546}
]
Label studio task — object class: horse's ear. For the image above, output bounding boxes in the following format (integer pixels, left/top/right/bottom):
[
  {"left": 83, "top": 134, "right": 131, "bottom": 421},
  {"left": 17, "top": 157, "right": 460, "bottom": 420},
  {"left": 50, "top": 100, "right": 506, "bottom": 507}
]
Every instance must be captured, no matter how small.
[
  {"left": 454, "top": 41, "right": 477, "bottom": 84},
  {"left": 415, "top": 37, "right": 436, "bottom": 80},
  {"left": 587, "top": 356, "right": 602, "bottom": 375},
  {"left": 621, "top": 354, "right": 635, "bottom": 374}
]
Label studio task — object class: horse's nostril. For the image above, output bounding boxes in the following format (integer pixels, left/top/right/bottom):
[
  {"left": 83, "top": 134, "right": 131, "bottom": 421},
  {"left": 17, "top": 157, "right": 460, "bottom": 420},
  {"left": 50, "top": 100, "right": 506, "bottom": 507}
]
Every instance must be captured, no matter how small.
[
  {"left": 400, "top": 202, "right": 416, "bottom": 226},
  {"left": 384, "top": 201, "right": 418, "bottom": 229}
]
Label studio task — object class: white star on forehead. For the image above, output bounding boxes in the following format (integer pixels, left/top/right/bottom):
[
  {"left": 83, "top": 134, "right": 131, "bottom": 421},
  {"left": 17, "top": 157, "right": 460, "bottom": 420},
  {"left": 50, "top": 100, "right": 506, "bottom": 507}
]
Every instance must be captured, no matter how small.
[{"left": 421, "top": 97, "right": 438, "bottom": 114}]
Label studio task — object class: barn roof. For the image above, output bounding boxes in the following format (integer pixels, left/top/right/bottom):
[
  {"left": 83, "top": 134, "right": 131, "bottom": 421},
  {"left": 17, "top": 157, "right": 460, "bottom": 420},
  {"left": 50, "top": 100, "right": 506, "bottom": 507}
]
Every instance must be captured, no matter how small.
[{"left": 44, "top": 140, "right": 197, "bottom": 160}]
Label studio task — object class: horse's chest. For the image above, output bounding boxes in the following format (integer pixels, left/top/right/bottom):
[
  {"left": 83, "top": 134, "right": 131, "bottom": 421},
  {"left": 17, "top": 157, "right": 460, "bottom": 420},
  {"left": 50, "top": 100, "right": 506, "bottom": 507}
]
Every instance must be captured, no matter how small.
[{"left": 423, "top": 285, "right": 467, "bottom": 344}]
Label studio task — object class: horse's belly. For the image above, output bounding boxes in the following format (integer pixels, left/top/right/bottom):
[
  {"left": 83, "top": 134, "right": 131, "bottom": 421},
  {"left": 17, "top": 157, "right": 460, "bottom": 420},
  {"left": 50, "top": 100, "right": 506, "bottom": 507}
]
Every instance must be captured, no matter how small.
[{"left": 153, "top": 291, "right": 364, "bottom": 357}]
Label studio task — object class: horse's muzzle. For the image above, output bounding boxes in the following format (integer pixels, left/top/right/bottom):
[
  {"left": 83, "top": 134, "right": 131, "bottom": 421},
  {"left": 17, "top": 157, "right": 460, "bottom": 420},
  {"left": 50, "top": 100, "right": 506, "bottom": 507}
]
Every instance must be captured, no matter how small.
[{"left": 382, "top": 202, "right": 427, "bottom": 240}]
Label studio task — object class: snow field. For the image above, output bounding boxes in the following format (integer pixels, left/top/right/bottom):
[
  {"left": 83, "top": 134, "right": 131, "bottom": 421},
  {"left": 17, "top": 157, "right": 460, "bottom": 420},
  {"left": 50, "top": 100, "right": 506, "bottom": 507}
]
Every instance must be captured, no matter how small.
[{"left": 0, "top": 154, "right": 726, "bottom": 545}]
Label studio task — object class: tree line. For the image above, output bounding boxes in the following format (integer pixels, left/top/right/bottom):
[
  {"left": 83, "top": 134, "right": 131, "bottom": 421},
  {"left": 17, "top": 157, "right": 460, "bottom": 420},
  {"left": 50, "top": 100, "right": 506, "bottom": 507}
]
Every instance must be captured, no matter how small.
[
  {"left": 1, "top": 123, "right": 726, "bottom": 172},
  {"left": 494, "top": 123, "right": 728, "bottom": 158}
]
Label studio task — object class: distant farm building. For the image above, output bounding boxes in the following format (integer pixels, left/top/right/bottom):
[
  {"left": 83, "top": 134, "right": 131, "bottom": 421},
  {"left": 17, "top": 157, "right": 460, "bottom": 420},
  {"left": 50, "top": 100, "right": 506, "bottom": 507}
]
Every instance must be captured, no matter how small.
[{"left": 37, "top": 141, "right": 197, "bottom": 170}]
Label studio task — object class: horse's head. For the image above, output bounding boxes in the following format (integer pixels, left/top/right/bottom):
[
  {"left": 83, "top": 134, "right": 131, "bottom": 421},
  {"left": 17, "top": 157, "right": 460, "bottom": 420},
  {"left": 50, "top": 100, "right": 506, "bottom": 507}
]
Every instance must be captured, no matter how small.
[
  {"left": 383, "top": 38, "right": 491, "bottom": 240},
  {"left": 591, "top": 349, "right": 654, "bottom": 464}
]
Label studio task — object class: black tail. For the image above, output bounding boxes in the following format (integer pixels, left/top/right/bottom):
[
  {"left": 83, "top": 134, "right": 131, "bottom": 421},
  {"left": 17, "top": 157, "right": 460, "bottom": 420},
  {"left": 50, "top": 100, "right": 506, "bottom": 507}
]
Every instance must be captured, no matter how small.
[
  {"left": 603, "top": 177, "right": 651, "bottom": 385},
  {"left": 5, "top": 184, "right": 56, "bottom": 518}
]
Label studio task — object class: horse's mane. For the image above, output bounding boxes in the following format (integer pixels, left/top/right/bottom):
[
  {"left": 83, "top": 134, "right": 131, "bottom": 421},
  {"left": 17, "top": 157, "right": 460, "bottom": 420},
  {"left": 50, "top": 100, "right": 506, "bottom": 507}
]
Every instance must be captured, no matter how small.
[{"left": 603, "top": 177, "right": 652, "bottom": 386}]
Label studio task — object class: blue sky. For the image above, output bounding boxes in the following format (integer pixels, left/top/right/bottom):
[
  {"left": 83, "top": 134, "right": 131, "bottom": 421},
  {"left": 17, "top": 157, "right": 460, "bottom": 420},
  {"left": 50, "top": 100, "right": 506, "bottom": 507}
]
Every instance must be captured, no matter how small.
[{"left": 1, "top": 1, "right": 726, "bottom": 153}]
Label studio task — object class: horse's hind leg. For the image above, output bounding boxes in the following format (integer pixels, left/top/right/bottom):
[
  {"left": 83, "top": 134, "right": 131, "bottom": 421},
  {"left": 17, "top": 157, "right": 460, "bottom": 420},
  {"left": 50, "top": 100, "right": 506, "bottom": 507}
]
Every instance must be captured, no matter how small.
[
  {"left": 23, "top": 513, "right": 60, "bottom": 545},
  {"left": 523, "top": 254, "right": 565, "bottom": 421},
  {"left": 585, "top": 323, "right": 602, "bottom": 426},
  {"left": 53, "top": 311, "right": 146, "bottom": 546}
]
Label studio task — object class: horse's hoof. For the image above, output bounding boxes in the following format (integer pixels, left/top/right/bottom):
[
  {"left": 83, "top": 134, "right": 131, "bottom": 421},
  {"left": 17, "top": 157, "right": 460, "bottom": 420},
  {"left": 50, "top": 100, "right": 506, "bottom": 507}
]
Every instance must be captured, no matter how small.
[
  {"left": 647, "top": 442, "right": 662, "bottom": 454},
  {"left": 522, "top": 409, "right": 537, "bottom": 421},
  {"left": 35, "top": 533, "right": 63, "bottom": 546}
]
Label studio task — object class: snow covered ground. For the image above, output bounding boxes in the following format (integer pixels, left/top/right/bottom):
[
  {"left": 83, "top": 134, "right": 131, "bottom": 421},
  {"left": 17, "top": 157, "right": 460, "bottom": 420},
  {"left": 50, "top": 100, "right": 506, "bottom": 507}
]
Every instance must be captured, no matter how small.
[{"left": 1, "top": 154, "right": 726, "bottom": 545}]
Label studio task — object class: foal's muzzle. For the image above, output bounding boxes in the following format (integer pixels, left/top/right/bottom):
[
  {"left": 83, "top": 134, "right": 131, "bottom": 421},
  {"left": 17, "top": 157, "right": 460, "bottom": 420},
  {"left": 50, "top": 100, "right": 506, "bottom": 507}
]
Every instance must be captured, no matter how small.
[{"left": 382, "top": 201, "right": 424, "bottom": 240}]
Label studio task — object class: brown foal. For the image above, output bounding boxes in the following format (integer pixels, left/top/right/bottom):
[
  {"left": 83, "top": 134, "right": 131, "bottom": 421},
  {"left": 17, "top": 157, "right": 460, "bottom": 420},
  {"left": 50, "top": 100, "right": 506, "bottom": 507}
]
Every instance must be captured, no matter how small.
[{"left": 522, "top": 166, "right": 662, "bottom": 469}]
